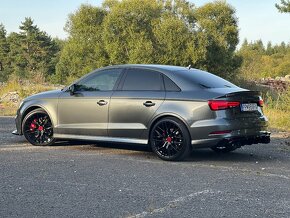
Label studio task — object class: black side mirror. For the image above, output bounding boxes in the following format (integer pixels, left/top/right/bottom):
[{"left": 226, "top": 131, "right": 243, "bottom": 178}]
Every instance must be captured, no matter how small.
[{"left": 69, "top": 84, "right": 76, "bottom": 96}]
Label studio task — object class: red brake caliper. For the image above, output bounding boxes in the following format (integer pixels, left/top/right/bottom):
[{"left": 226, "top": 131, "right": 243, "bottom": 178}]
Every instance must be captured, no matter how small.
[{"left": 30, "top": 119, "right": 37, "bottom": 131}]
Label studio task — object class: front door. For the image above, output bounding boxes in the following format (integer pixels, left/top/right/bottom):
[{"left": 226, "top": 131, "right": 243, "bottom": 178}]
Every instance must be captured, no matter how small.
[{"left": 55, "top": 68, "right": 123, "bottom": 137}]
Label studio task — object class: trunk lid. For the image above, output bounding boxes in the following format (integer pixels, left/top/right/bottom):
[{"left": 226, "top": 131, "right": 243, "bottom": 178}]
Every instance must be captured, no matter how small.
[{"left": 214, "top": 90, "right": 264, "bottom": 119}]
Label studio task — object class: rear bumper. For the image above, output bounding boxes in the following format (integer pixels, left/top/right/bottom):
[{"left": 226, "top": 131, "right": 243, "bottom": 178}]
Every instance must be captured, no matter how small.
[
  {"left": 189, "top": 115, "right": 270, "bottom": 148},
  {"left": 191, "top": 130, "right": 270, "bottom": 148}
]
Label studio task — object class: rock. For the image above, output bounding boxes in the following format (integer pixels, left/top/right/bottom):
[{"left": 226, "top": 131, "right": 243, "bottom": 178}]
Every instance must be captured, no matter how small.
[{"left": 0, "top": 91, "right": 20, "bottom": 103}]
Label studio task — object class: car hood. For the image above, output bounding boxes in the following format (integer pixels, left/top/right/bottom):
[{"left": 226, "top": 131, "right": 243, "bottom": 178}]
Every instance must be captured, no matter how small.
[{"left": 24, "top": 89, "right": 63, "bottom": 101}]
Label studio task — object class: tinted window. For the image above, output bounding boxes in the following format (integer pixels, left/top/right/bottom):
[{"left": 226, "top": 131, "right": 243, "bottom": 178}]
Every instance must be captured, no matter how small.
[
  {"left": 122, "top": 69, "right": 162, "bottom": 91},
  {"left": 177, "top": 69, "right": 237, "bottom": 89},
  {"left": 77, "top": 69, "right": 122, "bottom": 91},
  {"left": 163, "top": 75, "right": 181, "bottom": 91}
]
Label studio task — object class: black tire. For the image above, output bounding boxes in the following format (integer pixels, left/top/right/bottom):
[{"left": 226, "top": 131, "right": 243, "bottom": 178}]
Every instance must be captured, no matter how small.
[
  {"left": 211, "top": 144, "right": 237, "bottom": 153},
  {"left": 150, "top": 117, "right": 191, "bottom": 161},
  {"left": 22, "top": 109, "right": 56, "bottom": 146}
]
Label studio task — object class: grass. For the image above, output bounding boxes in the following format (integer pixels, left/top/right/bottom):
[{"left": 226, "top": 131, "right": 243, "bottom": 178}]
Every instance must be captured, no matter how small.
[
  {"left": 0, "top": 80, "right": 63, "bottom": 116},
  {"left": 0, "top": 80, "right": 61, "bottom": 99},
  {"left": 262, "top": 89, "right": 290, "bottom": 132},
  {"left": 264, "top": 108, "right": 290, "bottom": 132}
]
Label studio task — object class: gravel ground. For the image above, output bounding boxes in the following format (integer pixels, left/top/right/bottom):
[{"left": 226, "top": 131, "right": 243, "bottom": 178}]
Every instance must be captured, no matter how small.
[{"left": 0, "top": 116, "right": 290, "bottom": 218}]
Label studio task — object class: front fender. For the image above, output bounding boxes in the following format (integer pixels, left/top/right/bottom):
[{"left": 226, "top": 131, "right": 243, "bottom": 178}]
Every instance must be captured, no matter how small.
[{"left": 16, "top": 99, "right": 58, "bottom": 134}]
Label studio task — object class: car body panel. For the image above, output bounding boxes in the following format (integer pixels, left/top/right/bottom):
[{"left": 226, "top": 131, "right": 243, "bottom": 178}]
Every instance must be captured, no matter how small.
[
  {"left": 109, "top": 91, "right": 165, "bottom": 138},
  {"left": 55, "top": 91, "right": 113, "bottom": 136},
  {"left": 13, "top": 64, "right": 270, "bottom": 149}
]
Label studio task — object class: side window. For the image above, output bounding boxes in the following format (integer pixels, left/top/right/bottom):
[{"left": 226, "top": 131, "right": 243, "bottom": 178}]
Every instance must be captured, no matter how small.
[
  {"left": 76, "top": 69, "right": 122, "bottom": 91},
  {"left": 163, "top": 75, "right": 181, "bottom": 92},
  {"left": 122, "top": 69, "right": 162, "bottom": 91}
]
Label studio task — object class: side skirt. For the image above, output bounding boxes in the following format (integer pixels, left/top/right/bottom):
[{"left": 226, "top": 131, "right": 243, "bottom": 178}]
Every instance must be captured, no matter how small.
[{"left": 53, "top": 134, "right": 148, "bottom": 145}]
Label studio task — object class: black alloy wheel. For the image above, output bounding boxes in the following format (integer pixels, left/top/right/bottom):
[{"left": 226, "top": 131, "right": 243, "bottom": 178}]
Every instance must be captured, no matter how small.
[
  {"left": 150, "top": 117, "right": 191, "bottom": 161},
  {"left": 22, "top": 109, "right": 55, "bottom": 146}
]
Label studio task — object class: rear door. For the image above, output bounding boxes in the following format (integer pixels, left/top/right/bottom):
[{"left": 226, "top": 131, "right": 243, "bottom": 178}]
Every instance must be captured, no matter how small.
[{"left": 109, "top": 68, "right": 165, "bottom": 138}]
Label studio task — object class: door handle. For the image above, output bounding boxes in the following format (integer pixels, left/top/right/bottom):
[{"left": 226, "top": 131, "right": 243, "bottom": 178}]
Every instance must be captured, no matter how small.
[
  {"left": 97, "top": 100, "right": 108, "bottom": 106},
  {"left": 143, "top": 101, "right": 155, "bottom": 107}
]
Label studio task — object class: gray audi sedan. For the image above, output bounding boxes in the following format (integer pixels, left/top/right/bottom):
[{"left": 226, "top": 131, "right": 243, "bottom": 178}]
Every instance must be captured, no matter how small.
[{"left": 13, "top": 64, "right": 270, "bottom": 161}]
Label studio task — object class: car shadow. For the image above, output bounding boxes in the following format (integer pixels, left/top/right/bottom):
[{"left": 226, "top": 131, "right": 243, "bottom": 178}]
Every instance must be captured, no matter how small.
[
  {"left": 186, "top": 149, "right": 260, "bottom": 162},
  {"left": 51, "top": 140, "right": 275, "bottom": 163}
]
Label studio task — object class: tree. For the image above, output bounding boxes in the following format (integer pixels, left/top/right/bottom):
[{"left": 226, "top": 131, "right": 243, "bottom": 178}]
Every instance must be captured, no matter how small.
[
  {"left": 7, "top": 17, "right": 60, "bottom": 82},
  {"left": 56, "top": 0, "right": 240, "bottom": 83},
  {"left": 56, "top": 4, "right": 108, "bottom": 83},
  {"left": 102, "top": 0, "right": 161, "bottom": 64},
  {"left": 153, "top": 15, "right": 192, "bottom": 66},
  {"left": 193, "top": 1, "right": 240, "bottom": 79},
  {"left": 276, "top": 0, "right": 290, "bottom": 13},
  {"left": 238, "top": 40, "right": 290, "bottom": 79},
  {"left": 0, "top": 24, "right": 10, "bottom": 81}
]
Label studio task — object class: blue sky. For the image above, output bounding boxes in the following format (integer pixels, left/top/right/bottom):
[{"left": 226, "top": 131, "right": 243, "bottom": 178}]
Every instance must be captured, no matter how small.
[{"left": 0, "top": 0, "right": 289, "bottom": 46}]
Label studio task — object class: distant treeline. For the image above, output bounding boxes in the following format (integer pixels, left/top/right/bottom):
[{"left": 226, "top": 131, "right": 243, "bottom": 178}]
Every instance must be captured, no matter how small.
[
  {"left": 238, "top": 40, "right": 290, "bottom": 80},
  {"left": 0, "top": 0, "right": 289, "bottom": 84}
]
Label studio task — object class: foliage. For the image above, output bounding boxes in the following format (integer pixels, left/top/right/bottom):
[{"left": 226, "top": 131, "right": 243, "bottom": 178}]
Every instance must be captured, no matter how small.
[
  {"left": 55, "top": 5, "right": 108, "bottom": 84},
  {"left": 0, "top": 18, "right": 60, "bottom": 83},
  {"left": 237, "top": 40, "right": 290, "bottom": 80},
  {"left": 0, "top": 24, "right": 10, "bottom": 82},
  {"left": 276, "top": 0, "right": 290, "bottom": 13},
  {"left": 263, "top": 89, "right": 290, "bottom": 131},
  {"left": 56, "top": 0, "right": 240, "bottom": 84}
]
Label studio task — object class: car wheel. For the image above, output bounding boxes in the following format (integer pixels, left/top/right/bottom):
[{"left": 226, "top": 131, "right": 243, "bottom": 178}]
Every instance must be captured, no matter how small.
[
  {"left": 211, "top": 144, "right": 237, "bottom": 153},
  {"left": 150, "top": 117, "right": 191, "bottom": 161},
  {"left": 22, "top": 109, "right": 55, "bottom": 146}
]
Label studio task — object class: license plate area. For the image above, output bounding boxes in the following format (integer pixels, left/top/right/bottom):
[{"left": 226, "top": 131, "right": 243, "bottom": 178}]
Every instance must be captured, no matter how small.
[{"left": 240, "top": 103, "right": 258, "bottom": 112}]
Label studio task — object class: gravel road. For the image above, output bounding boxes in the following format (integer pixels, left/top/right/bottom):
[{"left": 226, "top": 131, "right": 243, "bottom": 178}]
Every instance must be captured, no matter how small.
[{"left": 0, "top": 116, "right": 290, "bottom": 218}]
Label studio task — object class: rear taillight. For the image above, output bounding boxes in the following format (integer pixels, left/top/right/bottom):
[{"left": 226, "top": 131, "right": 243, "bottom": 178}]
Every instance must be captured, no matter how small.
[
  {"left": 258, "top": 99, "right": 264, "bottom": 107},
  {"left": 208, "top": 100, "right": 240, "bottom": 111}
]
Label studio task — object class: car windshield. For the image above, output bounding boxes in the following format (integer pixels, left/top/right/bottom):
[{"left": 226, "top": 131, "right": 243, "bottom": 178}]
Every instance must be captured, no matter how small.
[{"left": 177, "top": 69, "right": 237, "bottom": 89}]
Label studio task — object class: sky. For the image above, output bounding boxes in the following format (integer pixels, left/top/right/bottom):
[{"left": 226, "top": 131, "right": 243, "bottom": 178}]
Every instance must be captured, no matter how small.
[{"left": 0, "top": 0, "right": 289, "bottom": 47}]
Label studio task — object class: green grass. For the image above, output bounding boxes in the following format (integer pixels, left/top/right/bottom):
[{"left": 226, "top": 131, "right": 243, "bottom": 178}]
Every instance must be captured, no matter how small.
[
  {"left": 262, "top": 89, "right": 290, "bottom": 132},
  {"left": 264, "top": 108, "right": 290, "bottom": 132}
]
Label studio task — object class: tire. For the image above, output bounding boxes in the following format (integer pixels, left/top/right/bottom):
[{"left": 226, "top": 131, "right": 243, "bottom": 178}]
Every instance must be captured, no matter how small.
[
  {"left": 150, "top": 117, "right": 191, "bottom": 161},
  {"left": 22, "top": 108, "right": 56, "bottom": 146}
]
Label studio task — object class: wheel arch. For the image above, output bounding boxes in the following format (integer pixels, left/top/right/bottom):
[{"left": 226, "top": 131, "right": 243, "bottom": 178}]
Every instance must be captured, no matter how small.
[
  {"left": 21, "top": 105, "right": 54, "bottom": 131},
  {"left": 148, "top": 113, "right": 191, "bottom": 140}
]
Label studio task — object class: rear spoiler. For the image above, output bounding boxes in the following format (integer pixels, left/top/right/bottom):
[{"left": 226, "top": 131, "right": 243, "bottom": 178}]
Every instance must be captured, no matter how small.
[{"left": 216, "top": 90, "right": 261, "bottom": 99}]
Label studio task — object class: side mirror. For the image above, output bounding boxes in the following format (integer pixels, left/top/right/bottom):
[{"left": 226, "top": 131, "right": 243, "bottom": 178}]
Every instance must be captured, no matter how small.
[{"left": 68, "top": 84, "right": 76, "bottom": 96}]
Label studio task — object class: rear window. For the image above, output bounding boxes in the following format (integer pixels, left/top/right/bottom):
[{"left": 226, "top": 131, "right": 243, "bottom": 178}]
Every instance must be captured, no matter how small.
[
  {"left": 177, "top": 69, "right": 237, "bottom": 89},
  {"left": 163, "top": 75, "right": 181, "bottom": 91}
]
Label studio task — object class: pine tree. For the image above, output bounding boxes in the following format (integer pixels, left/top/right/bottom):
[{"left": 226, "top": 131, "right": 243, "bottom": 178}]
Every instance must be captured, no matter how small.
[{"left": 0, "top": 24, "right": 10, "bottom": 81}]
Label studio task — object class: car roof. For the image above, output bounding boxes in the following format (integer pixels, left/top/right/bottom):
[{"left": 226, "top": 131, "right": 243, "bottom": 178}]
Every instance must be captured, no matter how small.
[
  {"left": 102, "top": 64, "right": 190, "bottom": 72},
  {"left": 87, "top": 64, "right": 238, "bottom": 91}
]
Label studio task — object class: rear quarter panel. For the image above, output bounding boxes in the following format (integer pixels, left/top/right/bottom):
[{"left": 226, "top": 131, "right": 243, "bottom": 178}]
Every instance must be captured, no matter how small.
[{"left": 142, "top": 91, "right": 216, "bottom": 140}]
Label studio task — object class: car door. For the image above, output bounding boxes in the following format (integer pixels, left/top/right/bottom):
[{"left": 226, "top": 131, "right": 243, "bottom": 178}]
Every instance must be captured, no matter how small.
[
  {"left": 109, "top": 68, "right": 165, "bottom": 138},
  {"left": 55, "top": 68, "right": 123, "bottom": 137}
]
